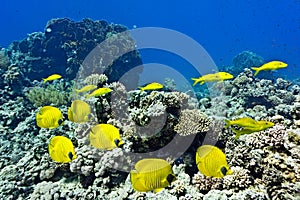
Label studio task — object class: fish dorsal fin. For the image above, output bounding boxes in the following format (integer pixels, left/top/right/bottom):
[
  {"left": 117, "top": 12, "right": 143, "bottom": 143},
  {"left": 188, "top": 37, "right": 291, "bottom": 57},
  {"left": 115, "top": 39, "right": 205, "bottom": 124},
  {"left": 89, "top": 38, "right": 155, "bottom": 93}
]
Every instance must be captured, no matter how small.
[
  {"left": 135, "top": 158, "right": 169, "bottom": 173},
  {"left": 39, "top": 106, "right": 53, "bottom": 113}
]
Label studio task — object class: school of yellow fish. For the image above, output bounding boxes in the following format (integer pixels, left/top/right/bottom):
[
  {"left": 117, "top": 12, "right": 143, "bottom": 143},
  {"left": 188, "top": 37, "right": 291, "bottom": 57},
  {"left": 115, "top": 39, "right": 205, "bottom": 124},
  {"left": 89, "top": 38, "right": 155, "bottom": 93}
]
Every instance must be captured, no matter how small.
[{"left": 36, "top": 61, "right": 287, "bottom": 193}]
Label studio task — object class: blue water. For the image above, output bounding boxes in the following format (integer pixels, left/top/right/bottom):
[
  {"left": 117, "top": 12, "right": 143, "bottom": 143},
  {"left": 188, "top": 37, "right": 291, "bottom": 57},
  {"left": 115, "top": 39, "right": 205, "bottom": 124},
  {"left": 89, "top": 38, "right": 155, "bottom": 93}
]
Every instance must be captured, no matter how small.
[{"left": 1, "top": 0, "right": 300, "bottom": 79}]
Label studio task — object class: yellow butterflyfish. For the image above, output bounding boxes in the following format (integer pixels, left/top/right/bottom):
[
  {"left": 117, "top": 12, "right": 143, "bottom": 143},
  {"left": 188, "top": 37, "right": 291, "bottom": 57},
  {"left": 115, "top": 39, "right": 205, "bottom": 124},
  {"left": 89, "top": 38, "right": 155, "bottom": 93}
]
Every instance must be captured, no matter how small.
[
  {"left": 48, "top": 136, "right": 77, "bottom": 163},
  {"left": 36, "top": 106, "right": 63, "bottom": 129},
  {"left": 89, "top": 124, "right": 124, "bottom": 150},
  {"left": 130, "top": 158, "right": 176, "bottom": 193},
  {"left": 196, "top": 145, "right": 232, "bottom": 178},
  {"left": 68, "top": 100, "right": 91, "bottom": 123}
]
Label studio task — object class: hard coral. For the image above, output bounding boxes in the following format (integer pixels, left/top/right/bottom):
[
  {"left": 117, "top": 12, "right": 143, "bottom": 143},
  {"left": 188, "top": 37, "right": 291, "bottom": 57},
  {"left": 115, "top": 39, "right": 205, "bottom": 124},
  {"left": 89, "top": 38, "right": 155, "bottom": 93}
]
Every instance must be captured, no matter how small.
[
  {"left": 84, "top": 73, "right": 108, "bottom": 86},
  {"left": 174, "top": 109, "right": 210, "bottom": 136},
  {"left": 25, "top": 81, "right": 72, "bottom": 107}
]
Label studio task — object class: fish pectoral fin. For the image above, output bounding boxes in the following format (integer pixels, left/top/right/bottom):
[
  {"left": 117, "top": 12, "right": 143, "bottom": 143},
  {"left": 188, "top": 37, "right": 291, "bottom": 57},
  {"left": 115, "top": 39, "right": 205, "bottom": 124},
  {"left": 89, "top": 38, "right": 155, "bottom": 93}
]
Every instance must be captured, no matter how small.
[
  {"left": 154, "top": 188, "right": 164, "bottom": 193},
  {"left": 130, "top": 171, "right": 147, "bottom": 192},
  {"left": 191, "top": 78, "right": 197, "bottom": 86},
  {"left": 230, "top": 128, "right": 242, "bottom": 139}
]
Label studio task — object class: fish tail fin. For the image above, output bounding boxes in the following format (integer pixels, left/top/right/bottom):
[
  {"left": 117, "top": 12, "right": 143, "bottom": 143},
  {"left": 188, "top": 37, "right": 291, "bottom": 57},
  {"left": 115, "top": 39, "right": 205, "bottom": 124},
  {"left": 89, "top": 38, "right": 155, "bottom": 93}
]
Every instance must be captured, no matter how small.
[
  {"left": 224, "top": 119, "right": 230, "bottom": 128},
  {"left": 251, "top": 67, "right": 260, "bottom": 76},
  {"left": 43, "top": 78, "right": 47, "bottom": 83},
  {"left": 75, "top": 89, "right": 80, "bottom": 93},
  {"left": 138, "top": 87, "right": 144, "bottom": 92},
  {"left": 191, "top": 78, "right": 200, "bottom": 86}
]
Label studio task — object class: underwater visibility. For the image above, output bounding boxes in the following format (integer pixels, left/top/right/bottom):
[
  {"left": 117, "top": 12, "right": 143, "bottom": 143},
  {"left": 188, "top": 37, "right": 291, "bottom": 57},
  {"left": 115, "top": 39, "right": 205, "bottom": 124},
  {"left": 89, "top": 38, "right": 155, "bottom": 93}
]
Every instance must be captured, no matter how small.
[{"left": 0, "top": 1, "right": 300, "bottom": 199}]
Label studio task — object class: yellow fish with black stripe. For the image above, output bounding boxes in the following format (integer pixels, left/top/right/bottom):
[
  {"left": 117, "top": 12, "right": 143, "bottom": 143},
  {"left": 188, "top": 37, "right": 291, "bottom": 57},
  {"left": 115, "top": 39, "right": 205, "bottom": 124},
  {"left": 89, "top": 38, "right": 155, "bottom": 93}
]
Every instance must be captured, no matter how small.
[
  {"left": 89, "top": 124, "right": 124, "bottom": 150},
  {"left": 48, "top": 136, "right": 77, "bottom": 163},
  {"left": 36, "top": 106, "right": 63, "bottom": 129},
  {"left": 196, "top": 145, "right": 232, "bottom": 178},
  {"left": 68, "top": 100, "right": 91, "bottom": 123},
  {"left": 130, "top": 158, "right": 176, "bottom": 193}
]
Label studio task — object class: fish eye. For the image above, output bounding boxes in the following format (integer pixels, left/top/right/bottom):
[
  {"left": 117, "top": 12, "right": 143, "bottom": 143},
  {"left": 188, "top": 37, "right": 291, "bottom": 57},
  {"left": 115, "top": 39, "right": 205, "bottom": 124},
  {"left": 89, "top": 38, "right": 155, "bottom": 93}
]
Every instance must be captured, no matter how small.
[
  {"left": 114, "top": 139, "right": 123, "bottom": 147},
  {"left": 167, "top": 174, "right": 176, "bottom": 184},
  {"left": 68, "top": 152, "right": 73, "bottom": 160},
  {"left": 58, "top": 119, "right": 63, "bottom": 125},
  {"left": 221, "top": 166, "right": 227, "bottom": 176}
]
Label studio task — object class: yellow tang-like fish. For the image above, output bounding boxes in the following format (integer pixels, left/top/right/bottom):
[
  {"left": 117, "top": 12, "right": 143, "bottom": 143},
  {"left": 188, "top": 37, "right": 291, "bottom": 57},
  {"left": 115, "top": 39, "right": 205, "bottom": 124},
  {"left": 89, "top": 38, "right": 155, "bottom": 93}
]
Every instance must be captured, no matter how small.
[
  {"left": 42, "top": 74, "right": 62, "bottom": 83},
  {"left": 68, "top": 100, "right": 91, "bottom": 123},
  {"left": 86, "top": 87, "right": 112, "bottom": 99},
  {"left": 89, "top": 124, "right": 124, "bottom": 150},
  {"left": 191, "top": 72, "right": 233, "bottom": 86},
  {"left": 196, "top": 145, "right": 232, "bottom": 178},
  {"left": 231, "top": 121, "right": 274, "bottom": 139},
  {"left": 138, "top": 82, "right": 164, "bottom": 91},
  {"left": 130, "top": 158, "right": 176, "bottom": 193},
  {"left": 48, "top": 136, "right": 77, "bottom": 163},
  {"left": 75, "top": 85, "right": 97, "bottom": 94},
  {"left": 252, "top": 61, "right": 287, "bottom": 76},
  {"left": 36, "top": 106, "right": 63, "bottom": 129}
]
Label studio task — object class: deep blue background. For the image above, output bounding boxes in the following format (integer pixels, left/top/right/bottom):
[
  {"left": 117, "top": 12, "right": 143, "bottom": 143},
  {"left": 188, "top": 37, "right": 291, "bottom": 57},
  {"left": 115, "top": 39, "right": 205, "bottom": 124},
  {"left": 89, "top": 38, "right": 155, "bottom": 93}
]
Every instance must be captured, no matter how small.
[{"left": 1, "top": 0, "right": 300, "bottom": 79}]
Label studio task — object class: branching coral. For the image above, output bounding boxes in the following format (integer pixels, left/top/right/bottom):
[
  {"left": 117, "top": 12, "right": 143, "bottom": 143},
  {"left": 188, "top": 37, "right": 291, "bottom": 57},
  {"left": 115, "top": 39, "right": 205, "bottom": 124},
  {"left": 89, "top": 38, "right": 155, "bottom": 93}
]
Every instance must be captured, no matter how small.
[
  {"left": 25, "top": 81, "right": 73, "bottom": 107},
  {"left": 192, "top": 172, "right": 222, "bottom": 193}
]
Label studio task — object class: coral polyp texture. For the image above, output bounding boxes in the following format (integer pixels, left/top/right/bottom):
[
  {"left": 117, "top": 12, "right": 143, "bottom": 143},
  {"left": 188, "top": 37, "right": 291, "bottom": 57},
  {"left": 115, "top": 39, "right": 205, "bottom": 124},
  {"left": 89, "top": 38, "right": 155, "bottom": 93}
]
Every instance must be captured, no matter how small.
[{"left": 0, "top": 18, "right": 299, "bottom": 200}]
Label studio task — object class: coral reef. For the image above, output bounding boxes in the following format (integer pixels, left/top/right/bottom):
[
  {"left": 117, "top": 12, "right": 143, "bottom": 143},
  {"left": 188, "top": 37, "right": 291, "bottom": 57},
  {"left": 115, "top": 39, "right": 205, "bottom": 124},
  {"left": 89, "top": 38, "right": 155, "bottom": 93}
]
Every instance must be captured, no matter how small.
[
  {"left": 6, "top": 18, "right": 142, "bottom": 84},
  {"left": 0, "top": 18, "right": 300, "bottom": 200}
]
